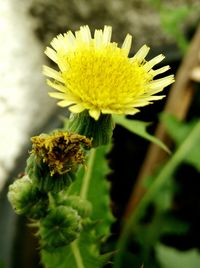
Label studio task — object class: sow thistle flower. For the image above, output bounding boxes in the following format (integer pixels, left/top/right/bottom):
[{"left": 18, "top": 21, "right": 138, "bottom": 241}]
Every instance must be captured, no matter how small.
[{"left": 44, "top": 25, "right": 174, "bottom": 121}]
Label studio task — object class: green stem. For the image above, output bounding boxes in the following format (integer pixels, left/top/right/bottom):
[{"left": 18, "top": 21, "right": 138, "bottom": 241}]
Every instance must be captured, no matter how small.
[
  {"left": 70, "top": 149, "right": 96, "bottom": 267},
  {"left": 114, "top": 120, "right": 200, "bottom": 268},
  {"left": 71, "top": 241, "right": 84, "bottom": 268},
  {"left": 80, "top": 149, "right": 96, "bottom": 199}
]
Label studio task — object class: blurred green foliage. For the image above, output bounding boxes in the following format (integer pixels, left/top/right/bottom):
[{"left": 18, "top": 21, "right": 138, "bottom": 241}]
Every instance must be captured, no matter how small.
[
  {"left": 147, "top": 0, "right": 197, "bottom": 53},
  {"left": 114, "top": 115, "right": 200, "bottom": 267},
  {"left": 156, "top": 244, "right": 200, "bottom": 268}
]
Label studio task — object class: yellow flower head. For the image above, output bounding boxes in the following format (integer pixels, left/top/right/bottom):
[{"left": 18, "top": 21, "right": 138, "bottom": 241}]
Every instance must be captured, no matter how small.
[{"left": 44, "top": 25, "right": 174, "bottom": 120}]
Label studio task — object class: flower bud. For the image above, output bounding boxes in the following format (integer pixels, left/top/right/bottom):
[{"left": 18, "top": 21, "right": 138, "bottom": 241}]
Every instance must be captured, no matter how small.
[
  {"left": 39, "top": 206, "right": 82, "bottom": 249},
  {"left": 60, "top": 195, "right": 92, "bottom": 219},
  {"left": 7, "top": 175, "right": 48, "bottom": 219}
]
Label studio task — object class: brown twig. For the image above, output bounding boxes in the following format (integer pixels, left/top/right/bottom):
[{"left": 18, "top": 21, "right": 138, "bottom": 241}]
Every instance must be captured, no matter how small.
[{"left": 125, "top": 24, "right": 200, "bottom": 218}]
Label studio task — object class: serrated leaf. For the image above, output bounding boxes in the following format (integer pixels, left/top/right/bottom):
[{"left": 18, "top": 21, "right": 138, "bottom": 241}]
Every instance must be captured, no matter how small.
[
  {"left": 113, "top": 115, "right": 170, "bottom": 153},
  {"left": 162, "top": 114, "right": 200, "bottom": 171},
  {"left": 41, "top": 221, "right": 110, "bottom": 268},
  {"left": 156, "top": 244, "right": 200, "bottom": 268},
  {"left": 69, "top": 145, "right": 114, "bottom": 237}
]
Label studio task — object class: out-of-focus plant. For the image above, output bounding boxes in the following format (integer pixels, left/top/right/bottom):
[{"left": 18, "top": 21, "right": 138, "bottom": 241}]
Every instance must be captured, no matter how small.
[
  {"left": 147, "top": 0, "right": 197, "bottom": 53},
  {"left": 114, "top": 114, "right": 200, "bottom": 268}
]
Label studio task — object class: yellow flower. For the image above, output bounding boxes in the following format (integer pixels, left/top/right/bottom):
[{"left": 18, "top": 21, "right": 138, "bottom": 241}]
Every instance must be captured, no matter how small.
[{"left": 44, "top": 25, "right": 174, "bottom": 120}]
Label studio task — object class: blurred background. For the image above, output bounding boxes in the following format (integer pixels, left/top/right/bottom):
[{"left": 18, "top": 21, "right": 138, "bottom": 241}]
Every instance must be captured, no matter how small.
[{"left": 0, "top": 0, "right": 200, "bottom": 267}]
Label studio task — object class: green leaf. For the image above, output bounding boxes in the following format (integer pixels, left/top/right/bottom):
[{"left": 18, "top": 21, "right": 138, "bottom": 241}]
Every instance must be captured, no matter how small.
[
  {"left": 161, "top": 114, "right": 196, "bottom": 146},
  {"left": 161, "top": 5, "right": 192, "bottom": 33},
  {"left": 156, "top": 244, "right": 200, "bottom": 268},
  {"left": 69, "top": 145, "right": 114, "bottom": 237},
  {"left": 160, "top": 5, "right": 191, "bottom": 53},
  {"left": 113, "top": 115, "right": 170, "bottom": 153},
  {"left": 0, "top": 260, "right": 5, "bottom": 268},
  {"left": 162, "top": 114, "right": 200, "bottom": 171},
  {"left": 114, "top": 120, "right": 200, "bottom": 268},
  {"left": 42, "top": 145, "right": 114, "bottom": 268}
]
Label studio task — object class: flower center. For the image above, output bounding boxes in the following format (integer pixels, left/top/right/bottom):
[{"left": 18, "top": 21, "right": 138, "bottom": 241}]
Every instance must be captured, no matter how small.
[{"left": 59, "top": 43, "right": 153, "bottom": 111}]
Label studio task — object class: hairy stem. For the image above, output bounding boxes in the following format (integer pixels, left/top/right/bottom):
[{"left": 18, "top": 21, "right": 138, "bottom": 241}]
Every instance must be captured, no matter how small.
[
  {"left": 71, "top": 241, "right": 84, "bottom": 268},
  {"left": 80, "top": 149, "right": 96, "bottom": 199}
]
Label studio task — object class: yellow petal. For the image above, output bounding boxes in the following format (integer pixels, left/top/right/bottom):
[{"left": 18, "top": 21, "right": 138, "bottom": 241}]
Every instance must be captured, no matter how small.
[
  {"left": 47, "top": 80, "right": 67, "bottom": 92},
  {"left": 150, "top": 65, "right": 170, "bottom": 77},
  {"left": 69, "top": 104, "right": 86, "bottom": 113},
  {"left": 103, "top": 25, "right": 112, "bottom": 45},
  {"left": 43, "top": 66, "right": 64, "bottom": 83},
  {"left": 135, "top": 95, "right": 165, "bottom": 104},
  {"left": 64, "top": 31, "right": 76, "bottom": 47},
  {"left": 131, "top": 45, "right": 150, "bottom": 62},
  {"left": 48, "top": 92, "right": 65, "bottom": 99},
  {"left": 101, "top": 108, "right": 115, "bottom": 114},
  {"left": 57, "top": 99, "right": 77, "bottom": 107},
  {"left": 44, "top": 47, "right": 57, "bottom": 63},
  {"left": 124, "top": 108, "right": 140, "bottom": 115},
  {"left": 94, "top": 29, "right": 103, "bottom": 48},
  {"left": 51, "top": 34, "right": 65, "bottom": 51},
  {"left": 148, "top": 75, "right": 175, "bottom": 90},
  {"left": 121, "top": 34, "right": 132, "bottom": 55},
  {"left": 146, "top": 87, "right": 166, "bottom": 95},
  {"left": 89, "top": 109, "right": 101, "bottom": 120},
  {"left": 143, "top": 54, "right": 165, "bottom": 71},
  {"left": 80, "top": 25, "right": 92, "bottom": 43}
]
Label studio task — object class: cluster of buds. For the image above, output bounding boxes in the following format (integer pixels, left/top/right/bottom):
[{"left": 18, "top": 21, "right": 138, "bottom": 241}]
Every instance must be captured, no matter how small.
[{"left": 8, "top": 131, "right": 92, "bottom": 250}]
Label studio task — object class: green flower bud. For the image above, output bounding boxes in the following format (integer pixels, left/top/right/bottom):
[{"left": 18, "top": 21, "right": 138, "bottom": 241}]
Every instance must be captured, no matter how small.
[
  {"left": 66, "top": 111, "right": 114, "bottom": 147},
  {"left": 39, "top": 206, "right": 82, "bottom": 250},
  {"left": 59, "top": 195, "right": 92, "bottom": 219},
  {"left": 7, "top": 175, "right": 48, "bottom": 219}
]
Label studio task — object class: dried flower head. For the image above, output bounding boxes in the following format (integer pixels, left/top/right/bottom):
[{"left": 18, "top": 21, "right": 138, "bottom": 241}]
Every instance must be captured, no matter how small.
[
  {"left": 44, "top": 25, "right": 174, "bottom": 120},
  {"left": 31, "top": 131, "right": 91, "bottom": 176}
]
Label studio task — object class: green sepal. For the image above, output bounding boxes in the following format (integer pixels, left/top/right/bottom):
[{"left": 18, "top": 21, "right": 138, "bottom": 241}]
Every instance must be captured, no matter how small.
[
  {"left": 58, "top": 195, "right": 92, "bottom": 219},
  {"left": 39, "top": 205, "right": 82, "bottom": 250},
  {"left": 65, "top": 111, "right": 114, "bottom": 147},
  {"left": 26, "top": 154, "right": 76, "bottom": 193}
]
